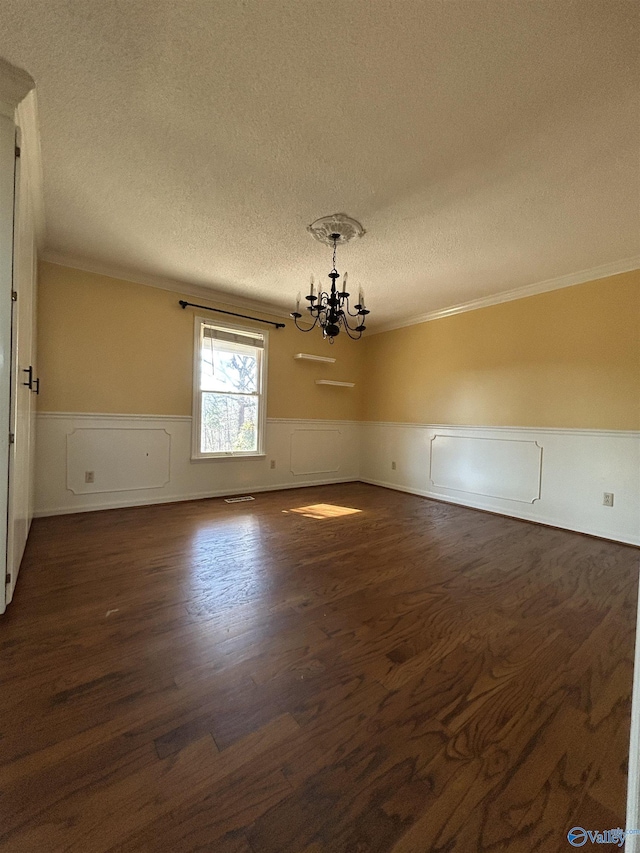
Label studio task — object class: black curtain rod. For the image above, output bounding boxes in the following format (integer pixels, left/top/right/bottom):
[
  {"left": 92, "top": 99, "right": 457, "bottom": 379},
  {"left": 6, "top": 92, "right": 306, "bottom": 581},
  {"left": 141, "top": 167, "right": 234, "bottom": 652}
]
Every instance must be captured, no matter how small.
[{"left": 178, "top": 300, "right": 286, "bottom": 328}]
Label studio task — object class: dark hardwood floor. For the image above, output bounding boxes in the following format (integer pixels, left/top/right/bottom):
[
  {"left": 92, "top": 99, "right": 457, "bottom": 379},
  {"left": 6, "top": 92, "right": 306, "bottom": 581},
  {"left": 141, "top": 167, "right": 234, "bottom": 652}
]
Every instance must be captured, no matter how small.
[{"left": 0, "top": 483, "right": 638, "bottom": 852}]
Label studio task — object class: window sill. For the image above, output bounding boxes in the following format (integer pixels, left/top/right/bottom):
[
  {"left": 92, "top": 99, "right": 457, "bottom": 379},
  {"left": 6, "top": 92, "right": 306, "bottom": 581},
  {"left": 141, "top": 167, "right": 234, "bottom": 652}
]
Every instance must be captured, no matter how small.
[{"left": 190, "top": 452, "right": 266, "bottom": 462}]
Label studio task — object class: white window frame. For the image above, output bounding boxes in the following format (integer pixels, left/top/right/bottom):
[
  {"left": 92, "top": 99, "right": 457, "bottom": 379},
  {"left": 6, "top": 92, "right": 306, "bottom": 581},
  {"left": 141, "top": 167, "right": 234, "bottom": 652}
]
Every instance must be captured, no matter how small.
[{"left": 191, "top": 315, "right": 268, "bottom": 460}]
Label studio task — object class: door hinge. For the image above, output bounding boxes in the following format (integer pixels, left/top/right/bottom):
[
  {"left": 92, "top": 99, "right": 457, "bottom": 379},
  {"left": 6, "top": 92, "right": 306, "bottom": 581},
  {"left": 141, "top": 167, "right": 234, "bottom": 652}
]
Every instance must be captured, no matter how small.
[
  {"left": 15, "top": 146, "right": 20, "bottom": 158},
  {"left": 9, "top": 432, "right": 15, "bottom": 444},
  {"left": 11, "top": 290, "right": 17, "bottom": 302},
  {"left": 5, "top": 574, "right": 11, "bottom": 585}
]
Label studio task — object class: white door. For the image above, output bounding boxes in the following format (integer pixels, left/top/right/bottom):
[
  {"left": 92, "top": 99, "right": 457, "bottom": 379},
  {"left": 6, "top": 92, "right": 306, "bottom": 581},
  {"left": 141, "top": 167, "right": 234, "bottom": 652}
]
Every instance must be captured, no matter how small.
[
  {"left": 6, "top": 126, "right": 37, "bottom": 606},
  {"left": 0, "top": 113, "right": 16, "bottom": 615}
]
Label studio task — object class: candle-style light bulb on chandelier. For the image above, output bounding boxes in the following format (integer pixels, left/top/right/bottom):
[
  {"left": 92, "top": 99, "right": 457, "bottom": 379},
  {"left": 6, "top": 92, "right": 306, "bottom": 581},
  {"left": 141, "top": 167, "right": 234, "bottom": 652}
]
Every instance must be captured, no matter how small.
[{"left": 291, "top": 213, "right": 369, "bottom": 343}]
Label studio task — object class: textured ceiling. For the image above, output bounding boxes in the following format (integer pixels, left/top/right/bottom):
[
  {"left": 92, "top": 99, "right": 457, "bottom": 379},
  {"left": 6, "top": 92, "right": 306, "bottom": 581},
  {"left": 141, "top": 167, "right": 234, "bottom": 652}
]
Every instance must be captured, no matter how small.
[{"left": 1, "top": 0, "right": 638, "bottom": 326}]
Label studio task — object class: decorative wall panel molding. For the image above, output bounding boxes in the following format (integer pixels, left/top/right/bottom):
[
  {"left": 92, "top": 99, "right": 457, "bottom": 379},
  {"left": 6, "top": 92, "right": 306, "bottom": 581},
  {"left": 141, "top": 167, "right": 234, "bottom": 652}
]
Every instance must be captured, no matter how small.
[
  {"left": 41, "top": 411, "right": 191, "bottom": 422},
  {"left": 66, "top": 427, "right": 171, "bottom": 494},
  {"left": 429, "top": 434, "right": 542, "bottom": 503},
  {"left": 290, "top": 429, "right": 341, "bottom": 476},
  {"left": 359, "top": 422, "right": 639, "bottom": 546},
  {"left": 36, "top": 415, "right": 360, "bottom": 516}
]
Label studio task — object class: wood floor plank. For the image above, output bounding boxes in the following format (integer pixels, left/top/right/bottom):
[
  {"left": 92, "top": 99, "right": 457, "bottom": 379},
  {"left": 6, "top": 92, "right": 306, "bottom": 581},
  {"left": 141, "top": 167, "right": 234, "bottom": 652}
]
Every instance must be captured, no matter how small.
[
  {"left": 117, "top": 766, "right": 292, "bottom": 852},
  {"left": 1, "top": 483, "right": 637, "bottom": 852},
  {"left": 1, "top": 715, "right": 298, "bottom": 852}
]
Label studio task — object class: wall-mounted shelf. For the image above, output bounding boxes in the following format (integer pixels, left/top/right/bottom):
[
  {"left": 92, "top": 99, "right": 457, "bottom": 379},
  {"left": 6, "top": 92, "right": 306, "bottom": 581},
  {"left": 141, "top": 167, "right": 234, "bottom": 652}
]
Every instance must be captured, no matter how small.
[
  {"left": 294, "top": 353, "right": 336, "bottom": 363},
  {"left": 315, "top": 380, "right": 355, "bottom": 387}
]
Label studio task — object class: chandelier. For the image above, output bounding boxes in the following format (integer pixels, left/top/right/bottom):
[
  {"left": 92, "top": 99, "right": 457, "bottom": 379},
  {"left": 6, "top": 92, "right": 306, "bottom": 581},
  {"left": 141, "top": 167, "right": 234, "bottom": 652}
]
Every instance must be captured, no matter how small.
[{"left": 291, "top": 213, "right": 369, "bottom": 342}]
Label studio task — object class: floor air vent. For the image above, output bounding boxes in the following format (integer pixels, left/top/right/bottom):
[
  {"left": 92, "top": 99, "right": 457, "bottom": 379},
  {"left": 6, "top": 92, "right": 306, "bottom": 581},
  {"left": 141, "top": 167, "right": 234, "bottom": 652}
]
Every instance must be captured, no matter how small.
[{"left": 224, "top": 496, "right": 255, "bottom": 503}]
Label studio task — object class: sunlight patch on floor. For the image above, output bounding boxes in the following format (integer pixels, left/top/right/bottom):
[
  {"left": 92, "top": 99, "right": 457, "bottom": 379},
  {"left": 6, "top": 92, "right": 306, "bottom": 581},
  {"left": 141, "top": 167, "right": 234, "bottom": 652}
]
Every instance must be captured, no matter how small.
[{"left": 285, "top": 503, "right": 362, "bottom": 520}]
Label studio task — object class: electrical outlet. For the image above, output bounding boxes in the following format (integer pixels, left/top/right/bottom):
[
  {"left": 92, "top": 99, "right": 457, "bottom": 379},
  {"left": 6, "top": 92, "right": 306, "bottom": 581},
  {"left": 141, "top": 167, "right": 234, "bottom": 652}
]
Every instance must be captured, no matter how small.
[
  {"left": 85, "top": 471, "right": 95, "bottom": 484},
  {"left": 270, "top": 459, "right": 276, "bottom": 469},
  {"left": 603, "top": 492, "right": 614, "bottom": 507},
  {"left": 391, "top": 461, "right": 397, "bottom": 471}
]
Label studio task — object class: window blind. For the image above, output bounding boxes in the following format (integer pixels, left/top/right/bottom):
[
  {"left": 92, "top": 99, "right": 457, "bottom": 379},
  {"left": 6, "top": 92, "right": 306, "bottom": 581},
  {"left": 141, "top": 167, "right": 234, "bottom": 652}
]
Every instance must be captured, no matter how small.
[{"left": 203, "top": 325, "right": 265, "bottom": 349}]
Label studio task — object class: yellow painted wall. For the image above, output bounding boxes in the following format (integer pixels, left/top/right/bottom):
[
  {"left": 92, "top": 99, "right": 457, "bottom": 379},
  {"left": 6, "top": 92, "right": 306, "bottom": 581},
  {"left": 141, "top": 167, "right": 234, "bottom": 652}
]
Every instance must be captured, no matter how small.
[
  {"left": 362, "top": 270, "right": 640, "bottom": 430},
  {"left": 38, "top": 262, "right": 639, "bottom": 430},
  {"left": 37, "top": 262, "right": 364, "bottom": 420}
]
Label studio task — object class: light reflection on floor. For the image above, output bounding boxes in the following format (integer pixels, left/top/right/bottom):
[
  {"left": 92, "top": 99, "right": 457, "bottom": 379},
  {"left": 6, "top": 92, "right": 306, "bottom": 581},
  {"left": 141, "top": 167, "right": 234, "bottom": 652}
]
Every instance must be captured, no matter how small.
[
  {"left": 184, "top": 504, "right": 362, "bottom": 643},
  {"left": 284, "top": 503, "right": 362, "bottom": 520},
  {"left": 187, "top": 514, "right": 268, "bottom": 620}
]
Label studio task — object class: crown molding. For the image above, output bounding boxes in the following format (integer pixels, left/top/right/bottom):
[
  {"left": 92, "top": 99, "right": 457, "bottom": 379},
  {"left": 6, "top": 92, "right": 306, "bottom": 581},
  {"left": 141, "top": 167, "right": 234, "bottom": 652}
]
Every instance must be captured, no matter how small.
[
  {"left": 39, "top": 250, "right": 640, "bottom": 334},
  {"left": 40, "top": 252, "right": 291, "bottom": 320},
  {"left": 0, "top": 57, "right": 34, "bottom": 111},
  {"left": 369, "top": 255, "right": 640, "bottom": 335},
  {"left": 16, "top": 90, "right": 45, "bottom": 250}
]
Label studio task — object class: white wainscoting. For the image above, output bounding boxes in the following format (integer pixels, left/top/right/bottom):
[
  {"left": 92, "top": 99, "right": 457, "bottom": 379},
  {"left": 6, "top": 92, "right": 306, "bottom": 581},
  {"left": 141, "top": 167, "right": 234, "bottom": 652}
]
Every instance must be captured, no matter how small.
[
  {"left": 361, "top": 422, "right": 640, "bottom": 546},
  {"left": 35, "top": 414, "right": 640, "bottom": 546},
  {"left": 35, "top": 414, "right": 361, "bottom": 516}
]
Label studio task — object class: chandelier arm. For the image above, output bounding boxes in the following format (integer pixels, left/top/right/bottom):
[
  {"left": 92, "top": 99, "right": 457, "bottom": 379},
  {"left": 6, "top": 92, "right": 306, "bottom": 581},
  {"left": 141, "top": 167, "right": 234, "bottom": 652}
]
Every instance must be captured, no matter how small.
[
  {"left": 341, "top": 323, "right": 363, "bottom": 340},
  {"left": 344, "top": 306, "right": 362, "bottom": 319},
  {"left": 292, "top": 314, "right": 319, "bottom": 332},
  {"left": 340, "top": 312, "right": 364, "bottom": 333},
  {"left": 342, "top": 297, "right": 363, "bottom": 318},
  {"left": 313, "top": 305, "right": 327, "bottom": 320}
]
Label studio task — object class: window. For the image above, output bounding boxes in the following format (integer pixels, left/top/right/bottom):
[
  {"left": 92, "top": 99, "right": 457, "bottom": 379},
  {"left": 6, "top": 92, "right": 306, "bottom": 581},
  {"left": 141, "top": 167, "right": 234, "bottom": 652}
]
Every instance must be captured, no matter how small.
[{"left": 192, "top": 318, "right": 267, "bottom": 458}]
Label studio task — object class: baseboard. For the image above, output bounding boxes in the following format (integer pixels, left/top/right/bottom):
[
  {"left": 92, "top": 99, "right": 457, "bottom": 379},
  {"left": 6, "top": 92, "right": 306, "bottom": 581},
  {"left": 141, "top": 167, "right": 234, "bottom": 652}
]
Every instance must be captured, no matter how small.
[
  {"left": 360, "top": 477, "right": 640, "bottom": 548},
  {"left": 34, "top": 477, "right": 359, "bottom": 517},
  {"left": 36, "top": 468, "right": 639, "bottom": 548}
]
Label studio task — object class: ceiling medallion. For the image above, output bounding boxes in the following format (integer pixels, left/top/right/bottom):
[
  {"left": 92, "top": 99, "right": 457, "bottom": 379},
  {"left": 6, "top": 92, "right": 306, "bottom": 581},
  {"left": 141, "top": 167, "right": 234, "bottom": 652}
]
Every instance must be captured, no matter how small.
[
  {"left": 291, "top": 213, "right": 369, "bottom": 343},
  {"left": 306, "top": 213, "right": 366, "bottom": 246}
]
